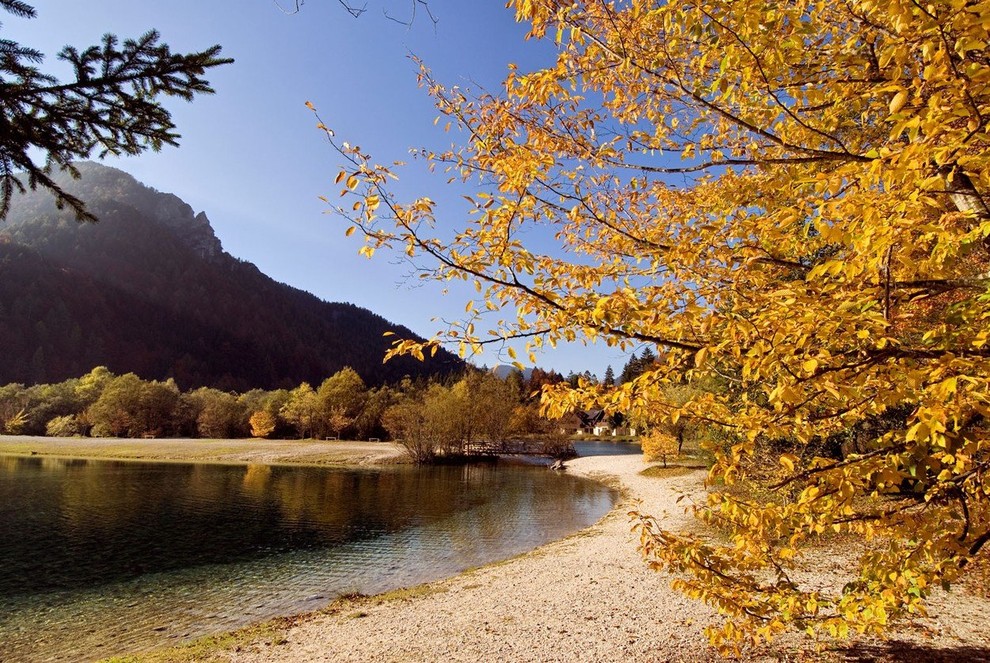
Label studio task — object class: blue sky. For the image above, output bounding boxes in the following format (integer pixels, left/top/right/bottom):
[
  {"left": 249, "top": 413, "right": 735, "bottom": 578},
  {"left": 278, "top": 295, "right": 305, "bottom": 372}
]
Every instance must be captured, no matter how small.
[{"left": 10, "top": 1, "right": 641, "bottom": 379}]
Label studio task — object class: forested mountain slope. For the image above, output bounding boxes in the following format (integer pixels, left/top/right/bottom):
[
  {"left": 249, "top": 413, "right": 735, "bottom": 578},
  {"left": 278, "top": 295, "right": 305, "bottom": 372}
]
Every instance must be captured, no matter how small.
[{"left": 0, "top": 162, "right": 461, "bottom": 390}]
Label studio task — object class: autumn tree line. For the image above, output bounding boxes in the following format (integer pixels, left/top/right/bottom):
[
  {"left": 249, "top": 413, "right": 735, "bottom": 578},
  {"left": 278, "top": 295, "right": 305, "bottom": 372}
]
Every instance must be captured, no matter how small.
[{"left": 0, "top": 365, "right": 583, "bottom": 461}]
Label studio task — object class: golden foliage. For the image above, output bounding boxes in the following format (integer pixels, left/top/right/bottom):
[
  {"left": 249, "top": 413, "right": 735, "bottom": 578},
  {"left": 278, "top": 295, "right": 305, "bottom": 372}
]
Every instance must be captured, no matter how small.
[
  {"left": 641, "top": 428, "right": 679, "bottom": 467},
  {"left": 248, "top": 410, "right": 276, "bottom": 439},
  {"left": 2, "top": 407, "right": 27, "bottom": 435},
  {"left": 319, "top": 0, "right": 990, "bottom": 653}
]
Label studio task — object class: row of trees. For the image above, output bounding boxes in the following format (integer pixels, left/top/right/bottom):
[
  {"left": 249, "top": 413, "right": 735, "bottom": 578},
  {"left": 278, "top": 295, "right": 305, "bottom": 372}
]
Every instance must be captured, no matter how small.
[
  {"left": 0, "top": 365, "right": 573, "bottom": 453},
  {"left": 0, "top": 365, "right": 387, "bottom": 440},
  {"left": 527, "top": 349, "right": 656, "bottom": 390}
]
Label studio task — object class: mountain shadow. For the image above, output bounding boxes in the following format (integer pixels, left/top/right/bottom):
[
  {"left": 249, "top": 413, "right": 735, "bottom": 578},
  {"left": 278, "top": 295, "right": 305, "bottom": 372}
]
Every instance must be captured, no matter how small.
[{"left": 0, "top": 162, "right": 462, "bottom": 390}]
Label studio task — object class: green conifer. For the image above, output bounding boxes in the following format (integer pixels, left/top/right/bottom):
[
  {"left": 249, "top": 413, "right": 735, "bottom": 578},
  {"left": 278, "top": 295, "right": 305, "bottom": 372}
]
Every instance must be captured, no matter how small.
[{"left": 0, "top": 1, "right": 231, "bottom": 221}]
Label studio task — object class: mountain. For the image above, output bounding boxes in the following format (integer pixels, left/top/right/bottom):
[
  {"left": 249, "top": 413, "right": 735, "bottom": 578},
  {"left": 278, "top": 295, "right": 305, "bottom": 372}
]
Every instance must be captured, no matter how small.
[
  {"left": 491, "top": 365, "right": 534, "bottom": 380},
  {"left": 0, "top": 162, "right": 463, "bottom": 390}
]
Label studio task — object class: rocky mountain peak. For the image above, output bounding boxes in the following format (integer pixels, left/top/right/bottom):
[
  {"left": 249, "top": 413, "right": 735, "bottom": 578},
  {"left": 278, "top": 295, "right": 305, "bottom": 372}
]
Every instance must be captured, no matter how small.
[
  {"left": 0, "top": 161, "right": 464, "bottom": 390},
  {"left": 17, "top": 162, "right": 225, "bottom": 260}
]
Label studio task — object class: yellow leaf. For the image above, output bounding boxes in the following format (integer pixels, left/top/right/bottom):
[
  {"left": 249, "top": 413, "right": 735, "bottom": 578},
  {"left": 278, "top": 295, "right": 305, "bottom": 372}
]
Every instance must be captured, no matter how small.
[{"left": 889, "top": 90, "right": 908, "bottom": 114}]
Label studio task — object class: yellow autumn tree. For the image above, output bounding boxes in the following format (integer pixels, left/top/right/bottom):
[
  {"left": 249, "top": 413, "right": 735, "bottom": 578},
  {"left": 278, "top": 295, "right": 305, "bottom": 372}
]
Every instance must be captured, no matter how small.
[
  {"left": 319, "top": 0, "right": 990, "bottom": 652},
  {"left": 249, "top": 410, "right": 277, "bottom": 439},
  {"left": 641, "top": 427, "right": 680, "bottom": 467}
]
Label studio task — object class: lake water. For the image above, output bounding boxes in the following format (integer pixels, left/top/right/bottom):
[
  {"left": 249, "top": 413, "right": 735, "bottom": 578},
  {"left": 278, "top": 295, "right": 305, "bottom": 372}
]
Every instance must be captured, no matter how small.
[
  {"left": 0, "top": 456, "right": 615, "bottom": 662},
  {"left": 573, "top": 439, "right": 641, "bottom": 457}
]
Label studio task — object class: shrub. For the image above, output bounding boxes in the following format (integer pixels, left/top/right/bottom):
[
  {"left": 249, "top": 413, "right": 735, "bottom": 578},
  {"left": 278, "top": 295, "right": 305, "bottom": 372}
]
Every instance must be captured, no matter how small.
[{"left": 45, "top": 414, "right": 82, "bottom": 437}]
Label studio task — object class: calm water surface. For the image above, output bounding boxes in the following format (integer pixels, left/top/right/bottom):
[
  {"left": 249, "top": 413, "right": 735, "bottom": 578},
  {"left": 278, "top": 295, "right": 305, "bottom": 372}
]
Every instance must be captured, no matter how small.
[
  {"left": 573, "top": 439, "right": 642, "bottom": 456},
  {"left": 0, "top": 455, "right": 615, "bottom": 662}
]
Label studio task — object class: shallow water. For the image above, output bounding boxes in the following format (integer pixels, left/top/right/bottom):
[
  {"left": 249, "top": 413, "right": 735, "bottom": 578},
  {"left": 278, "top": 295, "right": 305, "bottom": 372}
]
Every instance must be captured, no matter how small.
[
  {"left": 0, "top": 455, "right": 615, "bottom": 662},
  {"left": 573, "top": 439, "right": 642, "bottom": 457}
]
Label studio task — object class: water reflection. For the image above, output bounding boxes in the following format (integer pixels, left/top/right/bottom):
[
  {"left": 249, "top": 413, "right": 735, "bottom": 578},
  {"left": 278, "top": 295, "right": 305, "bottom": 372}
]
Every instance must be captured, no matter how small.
[{"left": 0, "top": 456, "right": 614, "bottom": 662}]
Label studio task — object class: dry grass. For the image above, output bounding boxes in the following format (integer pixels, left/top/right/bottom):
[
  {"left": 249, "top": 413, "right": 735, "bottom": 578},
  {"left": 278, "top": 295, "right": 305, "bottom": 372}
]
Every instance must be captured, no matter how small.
[
  {"left": 0, "top": 435, "right": 408, "bottom": 466},
  {"left": 101, "top": 621, "right": 291, "bottom": 663},
  {"left": 638, "top": 464, "right": 703, "bottom": 479},
  {"left": 361, "top": 585, "right": 450, "bottom": 604}
]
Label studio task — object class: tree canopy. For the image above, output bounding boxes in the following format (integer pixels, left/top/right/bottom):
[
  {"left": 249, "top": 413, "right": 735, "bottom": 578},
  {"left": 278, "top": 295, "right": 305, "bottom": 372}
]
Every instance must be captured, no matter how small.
[
  {"left": 323, "top": 0, "right": 990, "bottom": 652},
  {"left": 0, "top": 0, "right": 232, "bottom": 221}
]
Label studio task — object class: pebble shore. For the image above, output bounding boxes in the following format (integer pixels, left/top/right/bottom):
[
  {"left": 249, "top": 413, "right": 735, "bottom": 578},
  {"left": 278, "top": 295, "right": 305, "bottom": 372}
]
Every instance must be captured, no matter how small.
[{"left": 222, "top": 455, "right": 990, "bottom": 662}]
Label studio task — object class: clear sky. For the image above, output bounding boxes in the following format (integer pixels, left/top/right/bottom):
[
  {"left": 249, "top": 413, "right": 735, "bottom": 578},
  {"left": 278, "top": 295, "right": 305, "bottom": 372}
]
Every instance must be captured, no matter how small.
[{"left": 10, "top": 1, "right": 642, "bottom": 379}]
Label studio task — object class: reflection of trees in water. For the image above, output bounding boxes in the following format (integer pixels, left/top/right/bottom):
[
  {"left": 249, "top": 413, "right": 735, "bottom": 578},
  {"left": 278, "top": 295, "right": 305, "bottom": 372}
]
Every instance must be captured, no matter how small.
[
  {"left": 442, "top": 463, "right": 604, "bottom": 558},
  {"left": 0, "top": 457, "right": 610, "bottom": 595},
  {"left": 241, "top": 463, "right": 272, "bottom": 493},
  {"left": 261, "top": 464, "right": 501, "bottom": 534}
]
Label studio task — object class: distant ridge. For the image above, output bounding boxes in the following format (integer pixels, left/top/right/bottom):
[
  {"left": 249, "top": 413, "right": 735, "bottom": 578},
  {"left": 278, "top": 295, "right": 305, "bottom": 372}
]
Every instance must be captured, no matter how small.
[
  {"left": 491, "top": 365, "right": 534, "bottom": 380},
  {"left": 0, "top": 162, "right": 463, "bottom": 390}
]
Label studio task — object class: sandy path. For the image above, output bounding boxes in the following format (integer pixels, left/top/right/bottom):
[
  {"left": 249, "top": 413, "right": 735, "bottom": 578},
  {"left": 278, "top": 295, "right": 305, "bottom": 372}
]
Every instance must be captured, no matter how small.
[{"left": 219, "top": 454, "right": 990, "bottom": 663}]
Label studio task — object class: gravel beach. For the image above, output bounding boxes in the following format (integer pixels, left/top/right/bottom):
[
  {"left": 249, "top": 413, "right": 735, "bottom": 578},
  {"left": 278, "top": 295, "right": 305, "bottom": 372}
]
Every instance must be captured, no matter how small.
[
  {"left": 219, "top": 454, "right": 990, "bottom": 662},
  {"left": 10, "top": 439, "right": 981, "bottom": 662}
]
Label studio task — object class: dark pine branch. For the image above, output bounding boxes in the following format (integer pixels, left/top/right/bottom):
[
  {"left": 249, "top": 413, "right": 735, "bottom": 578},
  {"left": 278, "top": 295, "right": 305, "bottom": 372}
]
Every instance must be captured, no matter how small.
[{"left": 0, "top": 5, "right": 232, "bottom": 221}]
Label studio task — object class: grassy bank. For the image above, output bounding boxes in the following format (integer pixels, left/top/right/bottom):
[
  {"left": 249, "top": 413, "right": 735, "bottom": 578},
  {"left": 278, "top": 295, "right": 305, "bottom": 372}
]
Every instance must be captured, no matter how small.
[
  {"left": 0, "top": 435, "right": 408, "bottom": 467},
  {"left": 101, "top": 586, "right": 457, "bottom": 663}
]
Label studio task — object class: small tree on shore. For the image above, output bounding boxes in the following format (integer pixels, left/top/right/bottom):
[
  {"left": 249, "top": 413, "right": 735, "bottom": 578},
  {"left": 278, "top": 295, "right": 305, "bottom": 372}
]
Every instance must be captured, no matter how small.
[
  {"left": 190, "top": 388, "right": 246, "bottom": 439},
  {"left": 280, "top": 383, "right": 319, "bottom": 439},
  {"left": 381, "top": 397, "right": 435, "bottom": 463},
  {"left": 641, "top": 428, "right": 679, "bottom": 468},
  {"left": 249, "top": 410, "right": 277, "bottom": 439},
  {"left": 45, "top": 414, "right": 81, "bottom": 437},
  {"left": 315, "top": 367, "right": 367, "bottom": 439},
  {"left": 2, "top": 408, "right": 27, "bottom": 434},
  {"left": 325, "top": 405, "right": 352, "bottom": 440}
]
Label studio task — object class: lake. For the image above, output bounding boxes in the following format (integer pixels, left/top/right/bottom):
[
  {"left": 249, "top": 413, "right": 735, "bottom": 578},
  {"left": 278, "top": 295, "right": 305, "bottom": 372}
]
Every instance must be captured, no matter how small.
[
  {"left": 573, "top": 439, "right": 641, "bottom": 457},
  {"left": 0, "top": 455, "right": 615, "bottom": 662}
]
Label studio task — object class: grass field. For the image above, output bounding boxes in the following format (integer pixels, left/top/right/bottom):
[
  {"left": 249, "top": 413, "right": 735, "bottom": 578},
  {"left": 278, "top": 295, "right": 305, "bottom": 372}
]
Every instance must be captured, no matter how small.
[{"left": 0, "top": 435, "right": 408, "bottom": 466}]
